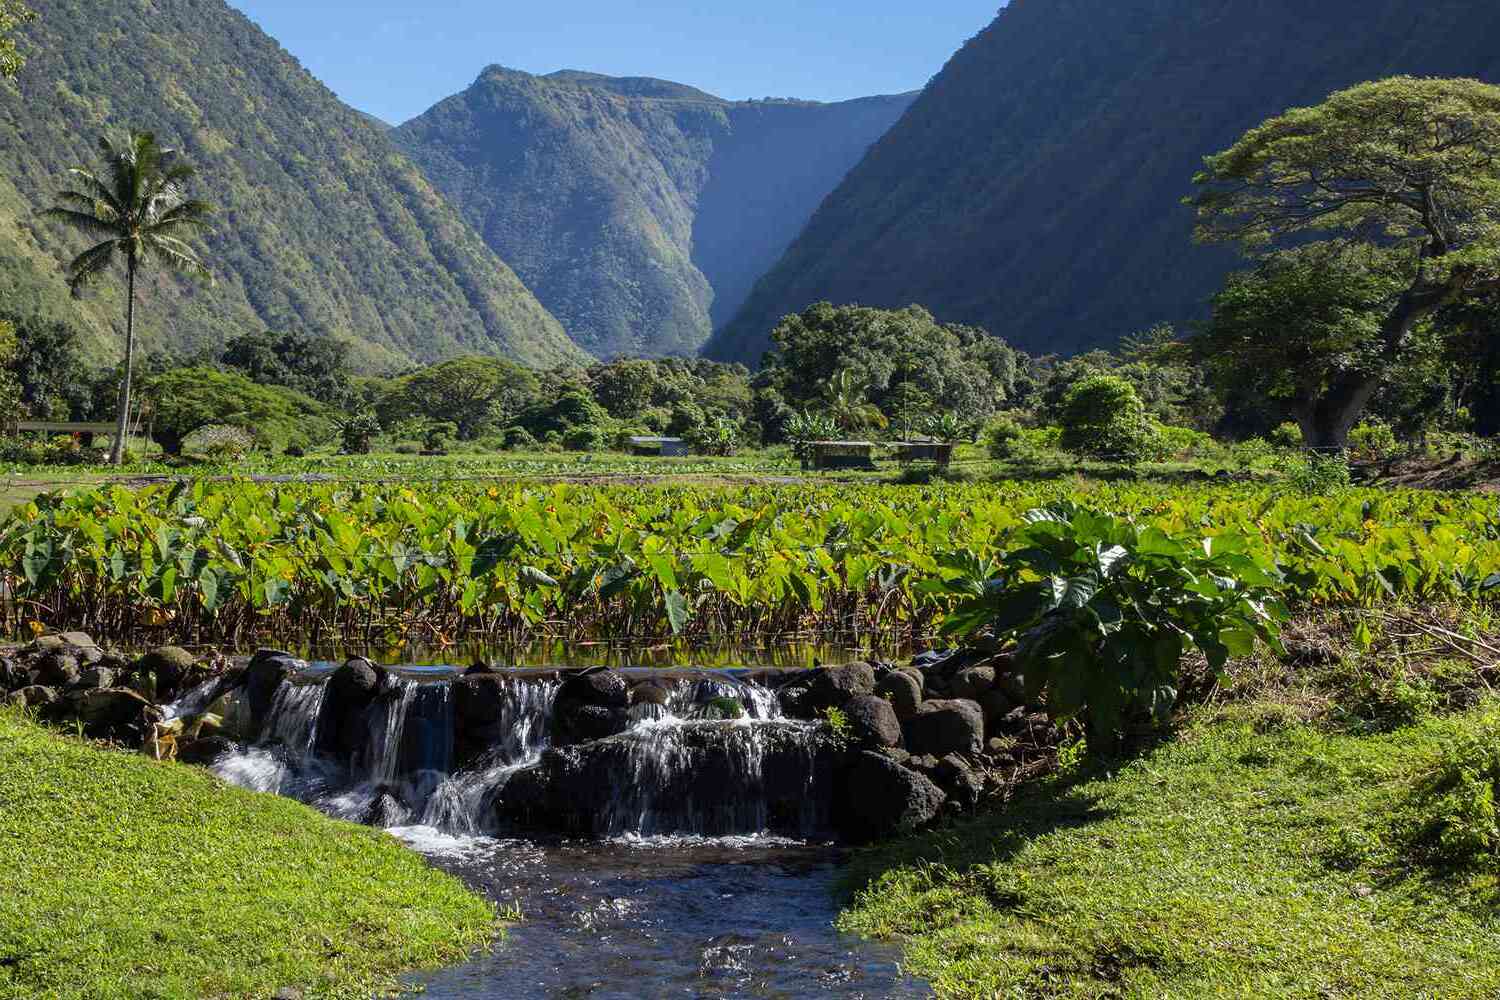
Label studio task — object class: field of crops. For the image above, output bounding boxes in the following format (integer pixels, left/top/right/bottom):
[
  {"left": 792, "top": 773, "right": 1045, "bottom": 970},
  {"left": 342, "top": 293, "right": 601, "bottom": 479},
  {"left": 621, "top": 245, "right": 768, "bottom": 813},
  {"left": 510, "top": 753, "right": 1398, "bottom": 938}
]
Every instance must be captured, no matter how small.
[{"left": 2, "top": 479, "right": 1497, "bottom": 648}]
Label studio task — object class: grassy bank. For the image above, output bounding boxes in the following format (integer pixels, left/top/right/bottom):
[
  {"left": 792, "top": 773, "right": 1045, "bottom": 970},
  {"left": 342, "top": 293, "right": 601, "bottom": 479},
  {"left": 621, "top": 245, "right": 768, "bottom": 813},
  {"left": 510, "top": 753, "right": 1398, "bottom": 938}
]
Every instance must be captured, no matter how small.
[
  {"left": 842, "top": 702, "right": 1500, "bottom": 998},
  {"left": 0, "top": 711, "right": 494, "bottom": 1000}
]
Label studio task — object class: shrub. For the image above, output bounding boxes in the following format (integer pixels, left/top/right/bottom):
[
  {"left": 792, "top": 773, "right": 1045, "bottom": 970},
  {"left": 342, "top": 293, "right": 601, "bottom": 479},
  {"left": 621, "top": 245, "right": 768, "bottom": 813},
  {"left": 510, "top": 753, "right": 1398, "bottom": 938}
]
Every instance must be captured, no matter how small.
[
  {"left": 562, "top": 425, "right": 608, "bottom": 452},
  {"left": 684, "top": 417, "right": 740, "bottom": 457},
  {"left": 392, "top": 441, "right": 422, "bottom": 456},
  {"left": 1283, "top": 452, "right": 1352, "bottom": 495},
  {"left": 1399, "top": 715, "right": 1500, "bottom": 871},
  {"left": 935, "top": 502, "right": 1286, "bottom": 743},
  {"left": 1058, "top": 375, "right": 1159, "bottom": 465},
  {"left": 1348, "top": 421, "right": 1399, "bottom": 460},
  {"left": 500, "top": 427, "right": 538, "bottom": 451},
  {"left": 983, "top": 415, "right": 1024, "bottom": 459},
  {"left": 1155, "top": 424, "right": 1216, "bottom": 459},
  {"left": 338, "top": 412, "right": 380, "bottom": 455},
  {"left": 1268, "top": 422, "right": 1305, "bottom": 449},
  {"left": 1229, "top": 436, "right": 1278, "bottom": 472},
  {"left": 181, "top": 424, "right": 257, "bottom": 460}
]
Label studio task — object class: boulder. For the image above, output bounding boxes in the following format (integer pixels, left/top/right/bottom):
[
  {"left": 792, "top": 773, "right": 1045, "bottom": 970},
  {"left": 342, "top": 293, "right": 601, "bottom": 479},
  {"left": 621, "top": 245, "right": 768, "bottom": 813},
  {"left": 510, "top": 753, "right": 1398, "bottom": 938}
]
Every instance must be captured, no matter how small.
[
  {"left": 57, "top": 631, "right": 97, "bottom": 650},
  {"left": 834, "top": 751, "right": 946, "bottom": 842},
  {"left": 557, "top": 668, "right": 629, "bottom": 708},
  {"left": 842, "top": 694, "right": 902, "bottom": 749},
  {"left": 875, "top": 671, "right": 923, "bottom": 721},
  {"left": 245, "top": 650, "right": 301, "bottom": 732},
  {"left": 178, "top": 735, "right": 237, "bottom": 766},
  {"left": 630, "top": 681, "right": 672, "bottom": 707},
  {"left": 553, "top": 702, "right": 629, "bottom": 746},
  {"left": 979, "top": 689, "right": 1015, "bottom": 733},
  {"left": 951, "top": 665, "right": 996, "bottom": 701},
  {"left": 497, "top": 722, "right": 839, "bottom": 838},
  {"left": 934, "top": 754, "right": 985, "bottom": 811},
  {"left": 453, "top": 673, "right": 509, "bottom": 725},
  {"left": 0, "top": 657, "right": 25, "bottom": 692},
  {"left": 33, "top": 652, "right": 80, "bottom": 689},
  {"left": 330, "top": 658, "right": 382, "bottom": 705},
  {"left": 805, "top": 662, "right": 877, "bottom": 712},
  {"left": 7, "top": 685, "right": 58, "bottom": 710},
  {"left": 75, "top": 666, "right": 117, "bottom": 691},
  {"left": 134, "top": 646, "right": 199, "bottom": 701},
  {"left": 70, "top": 687, "right": 160, "bottom": 736},
  {"left": 776, "top": 682, "right": 816, "bottom": 720},
  {"left": 903, "top": 699, "right": 984, "bottom": 756}
]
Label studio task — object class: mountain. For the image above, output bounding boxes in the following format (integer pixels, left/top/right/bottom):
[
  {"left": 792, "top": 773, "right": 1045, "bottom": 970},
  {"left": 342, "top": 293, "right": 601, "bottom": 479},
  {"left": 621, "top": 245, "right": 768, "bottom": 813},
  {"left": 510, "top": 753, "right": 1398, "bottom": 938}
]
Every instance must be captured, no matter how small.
[
  {"left": 706, "top": 0, "right": 1500, "bottom": 366},
  {"left": 0, "top": 0, "right": 585, "bottom": 370},
  {"left": 393, "top": 68, "right": 916, "bottom": 359}
]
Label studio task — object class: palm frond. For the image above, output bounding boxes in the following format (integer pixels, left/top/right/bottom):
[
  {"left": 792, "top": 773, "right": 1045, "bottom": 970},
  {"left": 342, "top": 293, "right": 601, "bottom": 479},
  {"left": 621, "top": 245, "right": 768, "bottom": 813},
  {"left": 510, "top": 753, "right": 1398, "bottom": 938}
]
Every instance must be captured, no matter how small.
[
  {"left": 143, "top": 234, "right": 212, "bottom": 284},
  {"left": 59, "top": 168, "right": 124, "bottom": 218},
  {"left": 39, "top": 206, "right": 117, "bottom": 238},
  {"left": 63, "top": 240, "right": 120, "bottom": 291},
  {"left": 149, "top": 199, "right": 214, "bottom": 232}
]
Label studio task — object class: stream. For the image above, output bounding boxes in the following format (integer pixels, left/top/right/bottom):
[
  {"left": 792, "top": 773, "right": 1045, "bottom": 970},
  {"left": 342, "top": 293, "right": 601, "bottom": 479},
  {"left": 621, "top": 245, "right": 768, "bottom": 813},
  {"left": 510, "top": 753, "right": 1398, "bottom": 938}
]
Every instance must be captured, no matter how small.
[{"left": 180, "top": 662, "right": 930, "bottom": 998}]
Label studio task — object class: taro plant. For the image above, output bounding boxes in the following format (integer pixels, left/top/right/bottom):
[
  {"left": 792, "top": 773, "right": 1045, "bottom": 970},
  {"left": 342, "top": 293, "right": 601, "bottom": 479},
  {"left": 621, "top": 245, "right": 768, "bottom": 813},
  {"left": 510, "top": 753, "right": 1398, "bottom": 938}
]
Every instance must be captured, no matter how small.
[{"left": 931, "top": 503, "right": 1288, "bottom": 744}]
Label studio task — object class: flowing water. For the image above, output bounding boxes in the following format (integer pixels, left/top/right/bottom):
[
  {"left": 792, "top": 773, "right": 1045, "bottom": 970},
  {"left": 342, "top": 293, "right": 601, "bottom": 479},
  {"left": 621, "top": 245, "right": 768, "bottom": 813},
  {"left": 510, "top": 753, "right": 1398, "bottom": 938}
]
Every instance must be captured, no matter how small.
[{"left": 203, "top": 667, "right": 928, "bottom": 998}]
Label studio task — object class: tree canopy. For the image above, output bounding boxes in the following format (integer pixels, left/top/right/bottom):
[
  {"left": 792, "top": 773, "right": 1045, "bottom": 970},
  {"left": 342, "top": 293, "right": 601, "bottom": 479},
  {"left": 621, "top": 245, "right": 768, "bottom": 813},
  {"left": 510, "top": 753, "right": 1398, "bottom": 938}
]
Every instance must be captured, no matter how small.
[
  {"left": 0, "top": 0, "right": 33, "bottom": 79},
  {"left": 1190, "top": 76, "right": 1500, "bottom": 447}
]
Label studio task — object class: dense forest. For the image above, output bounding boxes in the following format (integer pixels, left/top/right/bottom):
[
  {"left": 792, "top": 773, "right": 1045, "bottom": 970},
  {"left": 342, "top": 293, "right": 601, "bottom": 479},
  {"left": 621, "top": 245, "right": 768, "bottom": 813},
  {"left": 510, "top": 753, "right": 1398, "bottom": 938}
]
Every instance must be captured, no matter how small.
[
  {"left": 0, "top": 0, "right": 582, "bottom": 369},
  {"left": 394, "top": 68, "right": 914, "bottom": 358},
  {"left": 707, "top": 0, "right": 1500, "bottom": 366}
]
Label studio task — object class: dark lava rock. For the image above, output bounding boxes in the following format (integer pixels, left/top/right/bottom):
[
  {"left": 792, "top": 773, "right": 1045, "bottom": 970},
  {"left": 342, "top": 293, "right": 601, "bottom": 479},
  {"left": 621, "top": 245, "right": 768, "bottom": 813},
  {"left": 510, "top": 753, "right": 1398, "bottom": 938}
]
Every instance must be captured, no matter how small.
[
  {"left": 903, "top": 699, "right": 984, "bottom": 756},
  {"left": 178, "top": 735, "right": 237, "bottom": 766},
  {"left": 934, "top": 754, "right": 984, "bottom": 811},
  {"left": 558, "top": 668, "right": 629, "bottom": 708},
  {"left": 554, "top": 702, "right": 630, "bottom": 746},
  {"left": 453, "top": 673, "right": 509, "bottom": 725},
  {"left": 330, "top": 658, "right": 383, "bottom": 705},
  {"left": 134, "top": 646, "right": 199, "bottom": 702},
  {"left": 464, "top": 661, "right": 498, "bottom": 676},
  {"left": 7, "top": 684, "right": 58, "bottom": 710},
  {"left": 70, "top": 687, "right": 160, "bottom": 737},
  {"left": 246, "top": 649, "right": 301, "bottom": 731},
  {"left": 835, "top": 751, "right": 946, "bottom": 842},
  {"left": 979, "top": 689, "right": 1015, "bottom": 733},
  {"left": 630, "top": 681, "right": 672, "bottom": 706},
  {"left": 805, "top": 663, "right": 877, "bottom": 713},
  {"left": 33, "top": 652, "right": 80, "bottom": 689},
  {"left": 497, "top": 722, "right": 839, "bottom": 838},
  {"left": 842, "top": 694, "right": 902, "bottom": 749},
  {"left": 875, "top": 671, "right": 923, "bottom": 721},
  {"left": 951, "top": 665, "right": 996, "bottom": 701},
  {"left": 0, "top": 657, "right": 25, "bottom": 692},
  {"left": 76, "top": 666, "right": 117, "bottom": 691},
  {"left": 776, "top": 683, "right": 815, "bottom": 720}
]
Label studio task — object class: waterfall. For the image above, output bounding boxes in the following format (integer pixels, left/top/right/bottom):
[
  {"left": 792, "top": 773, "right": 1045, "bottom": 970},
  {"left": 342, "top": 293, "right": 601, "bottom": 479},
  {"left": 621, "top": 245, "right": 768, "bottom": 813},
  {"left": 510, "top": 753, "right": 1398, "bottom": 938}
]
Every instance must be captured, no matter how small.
[{"left": 210, "top": 668, "right": 826, "bottom": 842}]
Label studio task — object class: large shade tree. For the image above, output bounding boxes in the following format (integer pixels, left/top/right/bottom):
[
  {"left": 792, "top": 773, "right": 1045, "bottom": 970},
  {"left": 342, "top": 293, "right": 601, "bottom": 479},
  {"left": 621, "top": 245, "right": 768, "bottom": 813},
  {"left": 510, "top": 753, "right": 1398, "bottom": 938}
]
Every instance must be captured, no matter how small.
[
  {"left": 1190, "top": 76, "right": 1500, "bottom": 448},
  {"left": 0, "top": 0, "right": 34, "bottom": 79},
  {"left": 45, "top": 131, "right": 213, "bottom": 464}
]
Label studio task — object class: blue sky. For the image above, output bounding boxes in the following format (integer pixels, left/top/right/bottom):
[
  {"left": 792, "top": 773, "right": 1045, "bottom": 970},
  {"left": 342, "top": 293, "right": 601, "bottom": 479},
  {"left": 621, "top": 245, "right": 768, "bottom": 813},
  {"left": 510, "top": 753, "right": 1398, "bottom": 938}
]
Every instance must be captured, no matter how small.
[{"left": 230, "top": 1, "right": 1003, "bottom": 124}]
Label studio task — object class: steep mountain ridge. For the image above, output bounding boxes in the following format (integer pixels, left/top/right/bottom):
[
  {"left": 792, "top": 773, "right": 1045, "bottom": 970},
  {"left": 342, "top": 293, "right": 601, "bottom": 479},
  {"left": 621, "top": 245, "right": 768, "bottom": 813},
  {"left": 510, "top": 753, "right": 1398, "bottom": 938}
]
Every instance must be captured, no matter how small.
[
  {"left": 0, "top": 0, "right": 584, "bottom": 369},
  {"left": 394, "top": 68, "right": 916, "bottom": 358},
  {"left": 707, "top": 0, "right": 1500, "bottom": 366}
]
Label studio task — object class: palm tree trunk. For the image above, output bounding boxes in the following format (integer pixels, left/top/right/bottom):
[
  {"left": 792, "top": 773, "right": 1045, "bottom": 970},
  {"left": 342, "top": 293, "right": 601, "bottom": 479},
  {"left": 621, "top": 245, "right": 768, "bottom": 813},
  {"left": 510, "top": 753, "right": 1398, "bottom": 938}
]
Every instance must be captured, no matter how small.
[{"left": 110, "top": 255, "right": 136, "bottom": 467}]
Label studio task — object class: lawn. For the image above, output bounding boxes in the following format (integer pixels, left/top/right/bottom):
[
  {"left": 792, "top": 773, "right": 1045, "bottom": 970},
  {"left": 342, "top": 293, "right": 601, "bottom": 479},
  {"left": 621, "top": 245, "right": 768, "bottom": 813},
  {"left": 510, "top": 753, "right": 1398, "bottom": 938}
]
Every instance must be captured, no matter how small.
[
  {"left": 841, "top": 703, "right": 1500, "bottom": 998},
  {"left": 0, "top": 711, "right": 495, "bottom": 1000}
]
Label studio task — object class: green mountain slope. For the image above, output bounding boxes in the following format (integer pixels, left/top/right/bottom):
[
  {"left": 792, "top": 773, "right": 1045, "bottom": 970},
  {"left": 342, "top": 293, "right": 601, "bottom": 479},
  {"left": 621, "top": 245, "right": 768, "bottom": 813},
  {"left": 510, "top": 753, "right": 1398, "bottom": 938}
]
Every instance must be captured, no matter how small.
[
  {"left": 0, "top": 0, "right": 584, "bottom": 369},
  {"left": 707, "top": 0, "right": 1500, "bottom": 366},
  {"left": 394, "top": 68, "right": 915, "bottom": 358}
]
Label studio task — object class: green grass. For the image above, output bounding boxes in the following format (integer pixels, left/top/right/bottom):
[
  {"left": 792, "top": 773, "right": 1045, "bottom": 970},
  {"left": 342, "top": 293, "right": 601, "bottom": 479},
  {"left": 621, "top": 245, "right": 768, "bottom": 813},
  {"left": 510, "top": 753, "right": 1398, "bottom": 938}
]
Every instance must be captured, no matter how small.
[
  {"left": 841, "top": 704, "right": 1500, "bottom": 998},
  {"left": 0, "top": 711, "right": 495, "bottom": 1000}
]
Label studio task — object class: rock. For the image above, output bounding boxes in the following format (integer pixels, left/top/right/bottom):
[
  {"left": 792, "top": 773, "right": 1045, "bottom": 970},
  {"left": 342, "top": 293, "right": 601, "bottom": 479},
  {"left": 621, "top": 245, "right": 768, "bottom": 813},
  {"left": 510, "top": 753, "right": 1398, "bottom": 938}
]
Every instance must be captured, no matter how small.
[
  {"left": 842, "top": 694, "right": 902, "bottom": 749},
  {"left": 178, "top": 735, "right": 236, "bottom": 766},
  {"left": 979, "top": 689, "right": 1015, "bottom": 733},
  {"left": 558, "top": 668, "right": 629, "bottom": 708},
  {"left": 630, "top": 681, "right": 671, "bottom": 706},
  {"left": 895, "top": 664, "right": 926, "bottom": 691},
  {"left": 273, "top": 988, "right": 304, "bottom": 1000},
  {"left": 33, "top": 652, "right": 80, "bottom": 689},
  {"left": 6, "top": 685, "right": 58, "bottom": 710},
  {"left": 0, "top": 657, "right": 24, "bottom": 691},
  {"left": 453, "top": 673, "right": 509, "bottom": 725},
  {"left": 934, "top": 754, "right": 984, "bottom": 811},
  {"left": 497, "top": 722, "right": 839, "bottom": 837},
  {"left": 246, "top": 649, "right": 301, "bottom": 731},
  {"left": 25, "top": 635, "right": 67, "bottom": 655},
  {"left": 554, "top": 703, "right": 630, "bottom": 745},
  {"left": 71, "top": 688, "right": 160, "bottom": 736},
  {"left": 75, "top": 666, "right": 117, "bottom": 690},
  {"left": 134, "top": 646, "right": 199, "bottom": 702},
  {"left": 464, "top": 661, "right": 498, "bottom": 676},
  {"left": 57, "top": 631, "right": 97, "bottom": 650},
  {"left": 875, "top": 671, "right": 923, "bottom": 721},
  {"left": 805, "top": 662, "right": 877, "bottom": 712},
  {"left": 776, "top": 683, "right": 815, "bottom": 720},
  {"left": 992, "top": 664, "right": 1026, "bottom": 706},
  {"left": 951, "top": 665, "right": 996, "bottom": 700},
  {"left": 834, "top": 751, "right": 946, "bottom": 842},
  {"left": 903, "top": 699, "right": 984, "bottom": 756},
  {"left": 330, "top": 658, "right": 382, "bottom": 705}
]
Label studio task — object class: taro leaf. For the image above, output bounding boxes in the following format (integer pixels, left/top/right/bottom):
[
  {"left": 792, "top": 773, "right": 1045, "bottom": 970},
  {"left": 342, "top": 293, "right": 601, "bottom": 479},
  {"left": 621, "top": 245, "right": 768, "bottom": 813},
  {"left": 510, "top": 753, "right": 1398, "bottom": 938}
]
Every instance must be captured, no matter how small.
[
  {"left": 215, "top": 538, "right": 245, "bottom": 570},
  {"left": 597, "top": 562, "right": 639, "bottom": 601},
  {"left": 199, "top": 568, "right": 222, "bottom": 612},
  {"left": 1219, "top": 626, "right": 1258, "bottom": 658},
  {"left": 518, "top": 566, "right": 558, "bottom": 588},
  {"left": 665, "top": 589, "right": 691, "bottom": 635},
  {"left": 471, "top": 533, "right": 520, "bottom": 578},
  {"left": 877, "top": 564, "right": 909, "bottom": 593},
  {"left": 1007, "top": 546, "right": 1063, "bottom": 576},
  {"left": 109, "top": 548, "right": 127, "bottom": 582},
  {"left": 1095, "top": 544, "right": 1129, "bottom": 577},
  {"left": 991, "top": 584, "right": 1053, "bottom": 634},
  {"left": 1482, "top": 573, "right": 1500, "bottom": 593},
  {"left": 940, "top": 604, "right": 998, "bottom": 638},
  {"left": 21, "top": 541, "right": 52, "bottom": 587},
  {"left": 264, "top": 577, "right": 291, "bottom": 606}
]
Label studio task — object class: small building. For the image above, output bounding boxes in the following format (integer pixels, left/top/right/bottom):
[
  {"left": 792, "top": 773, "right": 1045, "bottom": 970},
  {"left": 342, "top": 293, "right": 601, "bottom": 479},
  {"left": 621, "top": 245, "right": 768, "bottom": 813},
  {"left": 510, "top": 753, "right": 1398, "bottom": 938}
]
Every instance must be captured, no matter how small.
[
  {"left": 12, "top": 420, "right": 117, "bottom": 449},
  {"left": 894, "top": 441, "right": 955, "bottom": 467},
  {"left": 628, "top": 436, "right": 690, "bottom": 457},
  {"left": 809, "top": 441, "right": 878, "bottom": 471}
]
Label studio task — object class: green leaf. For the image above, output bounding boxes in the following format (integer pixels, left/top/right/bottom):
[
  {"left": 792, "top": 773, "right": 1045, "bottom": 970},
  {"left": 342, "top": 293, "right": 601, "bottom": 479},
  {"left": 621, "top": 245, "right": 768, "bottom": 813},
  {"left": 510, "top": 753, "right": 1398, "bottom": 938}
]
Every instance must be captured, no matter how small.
[{"left": 665, "top": 589, "right": 691, "bottom": 635}]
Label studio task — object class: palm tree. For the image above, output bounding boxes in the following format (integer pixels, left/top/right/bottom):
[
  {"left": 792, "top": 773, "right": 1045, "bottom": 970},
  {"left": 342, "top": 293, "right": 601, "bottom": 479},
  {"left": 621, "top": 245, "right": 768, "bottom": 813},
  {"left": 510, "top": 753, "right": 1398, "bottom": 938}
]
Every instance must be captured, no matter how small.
[
  {"left": 825, "top": 368, "right": 887, "bottom": 435},
  {"left": 45, "top": 131, "right": 213, "bottom": 465}
]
